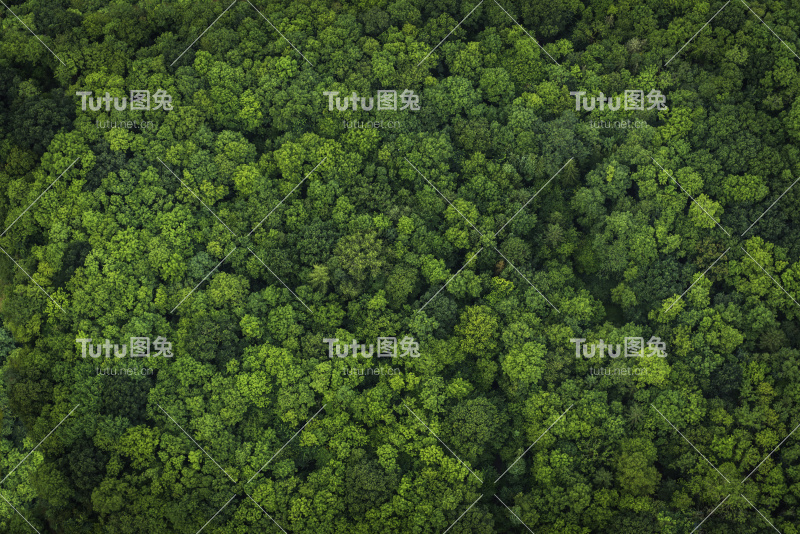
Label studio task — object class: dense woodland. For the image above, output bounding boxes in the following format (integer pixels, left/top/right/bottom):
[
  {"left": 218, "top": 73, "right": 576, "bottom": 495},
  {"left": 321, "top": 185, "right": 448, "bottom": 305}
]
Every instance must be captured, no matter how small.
[{"left": 1, "top": 0, "right": 800, "bottom": 532}]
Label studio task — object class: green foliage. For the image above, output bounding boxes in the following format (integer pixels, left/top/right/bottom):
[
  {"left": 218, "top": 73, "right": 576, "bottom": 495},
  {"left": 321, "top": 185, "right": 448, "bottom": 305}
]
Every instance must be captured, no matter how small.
[{"left": 1, "top": 0, "right": 800, "bottom": 532}]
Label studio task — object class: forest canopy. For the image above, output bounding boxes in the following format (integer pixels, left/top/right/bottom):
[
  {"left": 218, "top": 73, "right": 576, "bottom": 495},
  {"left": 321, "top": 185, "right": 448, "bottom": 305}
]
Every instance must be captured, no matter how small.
[{"left": 1, "top": 0, "right": 800, "bottom": 532}]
